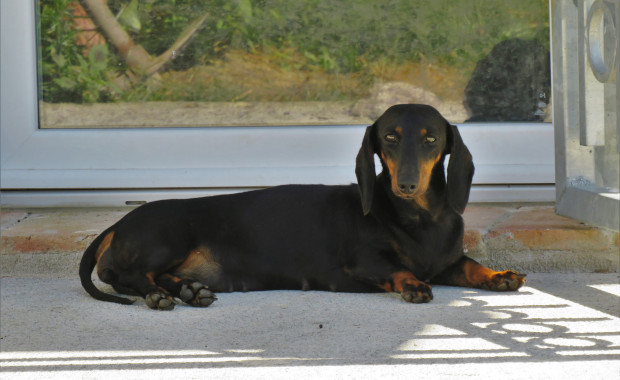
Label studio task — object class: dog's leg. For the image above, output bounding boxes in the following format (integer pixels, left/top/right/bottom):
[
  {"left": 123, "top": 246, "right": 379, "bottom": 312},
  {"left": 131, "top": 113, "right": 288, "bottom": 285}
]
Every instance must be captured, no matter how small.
[
  {"left": 432, "top": 256, "right": 526, "bottom": 291},
  {"left": 155, "top": 273, "right": 217, "bottom": 307},
  {"left": 110, "top": 271, "right": 177, "bottom": 310},
  {"left": 346, "top": 263, "right": 433, "bottom": 303}
]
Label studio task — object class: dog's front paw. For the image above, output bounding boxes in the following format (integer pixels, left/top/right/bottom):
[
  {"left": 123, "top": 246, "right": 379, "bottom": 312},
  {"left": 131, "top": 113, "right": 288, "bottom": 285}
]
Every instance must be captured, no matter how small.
[
  {"left": 485, "top": 270, "right": 526, "bottom": 291},
  {"left": 179, "top": 281, "right": 217, "bottom": 307},
  {"left": 145, "top": 291, "right": 176, "bottom": 310},
  {"left": 401, "top": 283, "right": 433, "bottom": 303}
]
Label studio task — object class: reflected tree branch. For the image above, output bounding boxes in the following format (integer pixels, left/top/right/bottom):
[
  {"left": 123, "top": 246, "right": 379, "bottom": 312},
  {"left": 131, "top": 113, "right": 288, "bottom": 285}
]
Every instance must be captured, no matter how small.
[{"left": 77, "top": 0, "right": 208, "bottom": 83}]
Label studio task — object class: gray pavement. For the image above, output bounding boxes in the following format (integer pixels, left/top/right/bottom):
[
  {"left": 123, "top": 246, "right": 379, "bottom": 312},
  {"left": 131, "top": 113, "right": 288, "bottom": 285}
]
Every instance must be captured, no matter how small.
[{"left": 1, "top": 273, "right": 619, "bottom": 379}]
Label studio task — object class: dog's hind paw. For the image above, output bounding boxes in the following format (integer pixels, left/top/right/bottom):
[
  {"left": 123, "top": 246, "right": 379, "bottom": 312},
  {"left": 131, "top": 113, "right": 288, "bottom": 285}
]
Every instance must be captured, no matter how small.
[
  {"left": 145, "top": 291, "right": 176, "bottom": 311},
  {"left": 179, "top": 281, "right": 217, "bottom": 307}
]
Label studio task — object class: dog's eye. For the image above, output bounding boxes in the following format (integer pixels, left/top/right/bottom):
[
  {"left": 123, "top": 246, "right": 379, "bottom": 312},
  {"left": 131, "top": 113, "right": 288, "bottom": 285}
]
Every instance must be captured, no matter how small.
[
  {"left": 385, "top": 134, "right": 399, "bottom": 143},
  {"left": 425, "top": 136, "right": 437, "bottom": 144}
]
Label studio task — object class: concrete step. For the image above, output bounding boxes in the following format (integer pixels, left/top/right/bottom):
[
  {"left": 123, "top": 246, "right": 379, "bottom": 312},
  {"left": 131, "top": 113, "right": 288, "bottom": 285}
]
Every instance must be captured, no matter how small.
[{"left": 1, "top": 205, "right": 618, "bottom": 277}]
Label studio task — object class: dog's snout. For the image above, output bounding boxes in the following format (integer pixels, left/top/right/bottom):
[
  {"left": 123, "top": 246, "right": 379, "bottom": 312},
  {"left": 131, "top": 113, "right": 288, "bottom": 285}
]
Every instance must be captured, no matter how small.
[
  {"left": 395, "top": 167, "right": 420, "bottom": 196},
  {"left": 398, "top": 182, "right": 417, "bottom": 194}
]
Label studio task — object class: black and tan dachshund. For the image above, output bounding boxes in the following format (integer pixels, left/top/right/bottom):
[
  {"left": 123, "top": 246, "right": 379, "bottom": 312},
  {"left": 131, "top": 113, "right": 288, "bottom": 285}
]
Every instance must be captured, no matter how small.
[{"left": 80, "top": 104, "right": 526, "bottom": 310}]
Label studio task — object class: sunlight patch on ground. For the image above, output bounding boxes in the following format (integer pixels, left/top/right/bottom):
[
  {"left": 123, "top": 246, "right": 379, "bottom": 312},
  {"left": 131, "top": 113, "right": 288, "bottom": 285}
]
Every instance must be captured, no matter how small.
[
  {"left": 588, "top": 283, "right": 620, "bottom": 297},
  {"left": 390, "top": 287, "right": 620, "bottom": 362},
  {"left": 0, "top": 349, "right": 315, "bottom": 368}
]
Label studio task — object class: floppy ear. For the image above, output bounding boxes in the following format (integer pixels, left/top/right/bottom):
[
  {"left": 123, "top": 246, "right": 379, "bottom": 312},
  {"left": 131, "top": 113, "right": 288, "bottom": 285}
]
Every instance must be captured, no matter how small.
[
  {"left": 355, "top": 125, "right": 377, "bottom": 216},
  {"left": 446, "top": 124, "right": 475, "bottom": 214}
]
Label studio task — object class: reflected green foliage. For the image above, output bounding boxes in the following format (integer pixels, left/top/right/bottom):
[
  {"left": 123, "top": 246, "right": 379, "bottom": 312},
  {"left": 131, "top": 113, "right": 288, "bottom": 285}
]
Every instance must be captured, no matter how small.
[
  {"left": 40, "top": 0, "right": 549, "bottom": 103},
  {"left": 39, "top": 0, "right": 119, "bottom": 102}
]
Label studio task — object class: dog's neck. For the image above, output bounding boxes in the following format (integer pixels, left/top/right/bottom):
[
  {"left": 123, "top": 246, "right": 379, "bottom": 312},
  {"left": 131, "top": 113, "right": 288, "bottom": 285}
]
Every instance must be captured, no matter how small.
[
  {"left": 372, "top": 172, "right": 453, "bottom": 227},
  {"left": 370, "top": 174, "right": 425, "bottom": 224}
]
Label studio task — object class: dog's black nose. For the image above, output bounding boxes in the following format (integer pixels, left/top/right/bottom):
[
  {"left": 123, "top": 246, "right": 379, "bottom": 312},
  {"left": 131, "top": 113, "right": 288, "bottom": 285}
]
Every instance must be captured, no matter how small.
[{"left": 398, "top": 183, "right": 417, "bottom": 194}]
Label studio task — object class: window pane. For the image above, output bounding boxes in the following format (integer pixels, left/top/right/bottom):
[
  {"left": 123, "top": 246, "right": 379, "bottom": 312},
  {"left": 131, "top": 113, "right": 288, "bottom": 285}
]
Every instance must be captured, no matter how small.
[{"left": 37, "top": 0, "right": 550, "bottom": 128}]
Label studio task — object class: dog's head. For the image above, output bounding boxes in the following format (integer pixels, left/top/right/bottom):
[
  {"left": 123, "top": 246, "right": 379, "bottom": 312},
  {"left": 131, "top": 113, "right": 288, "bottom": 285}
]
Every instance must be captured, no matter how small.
[{"left": 355, "top": 104, "right": 474, "bottom": 215}]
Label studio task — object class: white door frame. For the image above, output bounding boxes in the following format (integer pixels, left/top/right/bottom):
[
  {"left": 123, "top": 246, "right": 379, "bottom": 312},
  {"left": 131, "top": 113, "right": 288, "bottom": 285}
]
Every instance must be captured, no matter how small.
[
  {"left": 1, "top": 0, "right": 555, "bottom": 207},
  {"left": 551, "top": 0, "right": 619, "bottom": 230}
]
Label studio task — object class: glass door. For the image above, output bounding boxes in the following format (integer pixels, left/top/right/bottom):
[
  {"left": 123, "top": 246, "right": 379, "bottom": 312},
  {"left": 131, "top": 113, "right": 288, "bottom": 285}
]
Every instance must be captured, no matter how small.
[{"left": 2, "top": 0, "right": 555, "bottom": 207}]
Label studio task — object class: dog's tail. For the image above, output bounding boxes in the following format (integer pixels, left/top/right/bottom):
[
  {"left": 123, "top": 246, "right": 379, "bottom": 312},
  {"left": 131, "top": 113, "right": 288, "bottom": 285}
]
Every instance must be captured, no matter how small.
[{"left": 79, "top": 228, "right": 134, "bottom": 305}]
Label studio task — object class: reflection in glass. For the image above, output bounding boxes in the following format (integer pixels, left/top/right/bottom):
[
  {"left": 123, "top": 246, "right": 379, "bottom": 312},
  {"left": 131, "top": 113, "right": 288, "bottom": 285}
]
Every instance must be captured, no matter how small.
[{"left": 38, "top": 0, "right": 550, "bottom": 128}]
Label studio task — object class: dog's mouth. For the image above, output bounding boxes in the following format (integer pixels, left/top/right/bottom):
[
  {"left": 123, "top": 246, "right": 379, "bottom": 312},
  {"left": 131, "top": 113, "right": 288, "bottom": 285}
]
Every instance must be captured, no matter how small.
[
  {"left": 390, "top": 185, "right": 424, "bottom": 200},
  {"left": 393, "top": 188, "right": 430, "bottom": 209},
  {"left": 396, "top": 192, "right": 419, "bottom": 199}
]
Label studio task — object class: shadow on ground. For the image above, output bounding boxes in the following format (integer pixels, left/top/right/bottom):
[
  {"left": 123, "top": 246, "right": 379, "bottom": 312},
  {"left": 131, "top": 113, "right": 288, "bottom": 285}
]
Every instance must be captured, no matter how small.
[{"left": 1, "top": 273, "right": 618, "bottom": 379}]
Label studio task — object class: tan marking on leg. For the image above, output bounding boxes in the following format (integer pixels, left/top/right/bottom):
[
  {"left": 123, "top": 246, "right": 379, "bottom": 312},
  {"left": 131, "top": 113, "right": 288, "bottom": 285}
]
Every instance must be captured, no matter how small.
[
  {"left": 145, "top": 272, "right": 158, "bottom": 285},
  {"left": 95, "top": 231, "right": 115, "bottom": 277},
  {"left": 95, "top": 231, "right": 114, "bottom": 263},
  {"left": 461, "top": 259, "right": 495, "bottom": 285},
  {"left": 173, "top": 246, "right": 222, "bottom": 284},
  {"left": 445, "top": 259, "right": 526, "bottom": 291},
  {"left": 390, "top": 271, "right": 426, "bottom": 293}
]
